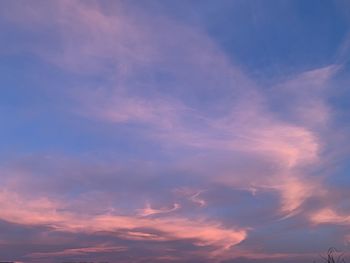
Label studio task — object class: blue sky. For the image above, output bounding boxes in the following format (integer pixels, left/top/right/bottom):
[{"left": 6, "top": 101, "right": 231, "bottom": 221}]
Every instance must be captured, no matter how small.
[{"left": 1, "top": 1, "right": 350, "bottom": 262}]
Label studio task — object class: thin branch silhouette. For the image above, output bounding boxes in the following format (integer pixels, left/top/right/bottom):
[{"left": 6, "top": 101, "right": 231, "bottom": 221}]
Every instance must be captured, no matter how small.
[{"left": 318, "top": 248, "right": 346, "bottom": 263}]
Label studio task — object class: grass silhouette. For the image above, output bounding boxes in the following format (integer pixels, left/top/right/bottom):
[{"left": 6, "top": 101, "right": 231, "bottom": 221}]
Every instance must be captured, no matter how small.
[{"left": 315, "top": 248, "right": 346, "bottom": 263}]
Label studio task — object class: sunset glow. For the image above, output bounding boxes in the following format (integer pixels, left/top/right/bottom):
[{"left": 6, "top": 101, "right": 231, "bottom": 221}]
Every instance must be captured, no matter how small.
[{"left": 1, "top": 1, "right": 350, "bottom": 262}]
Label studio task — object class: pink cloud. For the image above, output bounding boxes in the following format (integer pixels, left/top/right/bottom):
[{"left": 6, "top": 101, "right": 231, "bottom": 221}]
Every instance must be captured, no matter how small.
[
  {"left": 0, "top": 189, "right": 247, "bottom": 253},
  {"left": 28, "top": 245, "right": 127, "bottom": 258},
  {"left": 174, "top": 188, "right": 207, "bottom": 207},
  {"left": 137, "top": 202, "right": 181, "bottom": 217},
  {"left": 310, "top": 208, "right": 350, "bottom": 225},
  {"left": 1, "top": 1, "right": 347, "bottom": 260}
]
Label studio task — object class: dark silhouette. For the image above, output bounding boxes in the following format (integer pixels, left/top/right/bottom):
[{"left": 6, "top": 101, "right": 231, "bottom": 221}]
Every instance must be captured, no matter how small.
[{"left": 316, "top": 248, "right": 346, "bottom": 263}]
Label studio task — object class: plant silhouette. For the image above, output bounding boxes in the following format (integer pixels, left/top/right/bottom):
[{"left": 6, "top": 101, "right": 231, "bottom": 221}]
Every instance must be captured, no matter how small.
[{"left": 315, "top": 248, "right": 346, "bottom": 263}]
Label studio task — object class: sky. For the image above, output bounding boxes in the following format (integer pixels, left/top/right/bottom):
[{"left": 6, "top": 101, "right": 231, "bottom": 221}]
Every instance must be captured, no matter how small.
[{"left": 1, "top": 0, "right": 350, "bottom": 262}]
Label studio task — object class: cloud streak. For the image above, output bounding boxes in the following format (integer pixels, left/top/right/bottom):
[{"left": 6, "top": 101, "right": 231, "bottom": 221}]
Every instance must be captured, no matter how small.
[{"left": 1, "top": 0, "right": 350, "bottom": 262}]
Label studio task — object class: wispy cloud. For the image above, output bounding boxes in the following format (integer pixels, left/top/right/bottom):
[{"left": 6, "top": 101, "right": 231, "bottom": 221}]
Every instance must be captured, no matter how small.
[
  {"left": 137, "top": 203, "right": 181, "bottom": 217},
  {"left": 28, "top": 245, "right": 127, "bottom": 258},
  {"left": 1, "top": 0, "right": 350, "bottom": 262},
  {"left": 0, "top": 187, "right": 246, "bottom": 252}
]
